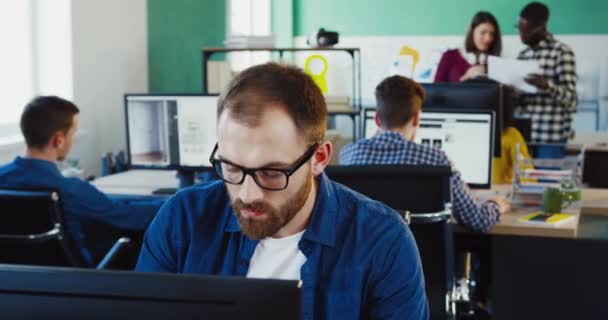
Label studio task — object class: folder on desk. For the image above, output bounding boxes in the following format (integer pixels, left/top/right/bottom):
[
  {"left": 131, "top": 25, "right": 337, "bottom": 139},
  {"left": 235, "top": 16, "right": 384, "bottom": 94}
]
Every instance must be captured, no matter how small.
[{"left": 518, "top": 212, "right": 575, "bottom": 225}]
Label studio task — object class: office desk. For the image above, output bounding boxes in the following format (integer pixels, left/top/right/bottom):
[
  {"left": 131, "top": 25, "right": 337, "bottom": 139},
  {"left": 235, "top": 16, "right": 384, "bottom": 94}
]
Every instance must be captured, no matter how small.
[
  {"left": 567, "top": 132, "right": 608, "bottom": 149},
  {"left": 87, "top": 170, "right": 179, "bottom": 265},
  {"left": 567, "top": 133, "right": 608, "bottom": 188},
  {"left": 462, "top": 185, "right": 608, "bottom": 319},
  {"left": 467, "top": 185, "right": 608, "bottom": 239},
  {"left": 92, "top": 170, "right": 179, "bottom": 196}
]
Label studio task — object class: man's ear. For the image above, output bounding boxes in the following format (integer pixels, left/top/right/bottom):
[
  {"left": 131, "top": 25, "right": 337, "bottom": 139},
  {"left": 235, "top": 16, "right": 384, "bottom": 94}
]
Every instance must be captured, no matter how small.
[
  {"left": 411, "top": 110, "right": 421, "bottom": 128},
  {"left": 374, "top": 113, "right": 382, "bottom": 129},
  {"left": 50, "top": 131, "right": 65, "bottom": 149},
  {"left": 312, "top": 141, "right": 332, "bottom": 177}
]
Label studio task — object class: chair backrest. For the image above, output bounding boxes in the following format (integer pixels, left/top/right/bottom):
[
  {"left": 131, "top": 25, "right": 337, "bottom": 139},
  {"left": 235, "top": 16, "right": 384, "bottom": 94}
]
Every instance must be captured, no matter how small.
[
  {"left": 0, "top": 189, "right": 86, "bottom": 267},
  {"left": 325, "top": 165, "right": 455, "bottom": 319},
  {"left": 325, "top": 165, "right": 452, "bottom": 214}
]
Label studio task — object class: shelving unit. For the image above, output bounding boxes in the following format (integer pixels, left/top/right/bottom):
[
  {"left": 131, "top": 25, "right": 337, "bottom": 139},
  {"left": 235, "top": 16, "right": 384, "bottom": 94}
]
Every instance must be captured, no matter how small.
[{"left": 201, "top": 47, "right": 362, "bottom": 140}]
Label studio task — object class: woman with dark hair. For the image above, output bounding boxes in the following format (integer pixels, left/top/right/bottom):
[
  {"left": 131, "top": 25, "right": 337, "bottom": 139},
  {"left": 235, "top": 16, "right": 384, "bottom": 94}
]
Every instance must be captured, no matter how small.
[{"left": 434, "top": 11, "right": 502, "bottom": 83}]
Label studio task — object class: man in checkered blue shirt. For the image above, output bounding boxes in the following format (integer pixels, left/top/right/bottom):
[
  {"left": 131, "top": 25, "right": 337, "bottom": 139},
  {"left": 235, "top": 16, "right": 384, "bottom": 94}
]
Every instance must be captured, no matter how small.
[
  {"left": 339, "top": 76, "right": 510, "bottom": 233},
  {"left": 517, "top": 2, "right": 578, "bottom": 144}
]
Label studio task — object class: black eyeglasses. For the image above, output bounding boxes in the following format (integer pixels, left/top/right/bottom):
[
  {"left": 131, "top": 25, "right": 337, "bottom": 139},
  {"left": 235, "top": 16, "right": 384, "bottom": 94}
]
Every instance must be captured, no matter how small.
[{"left": 209, "top": 142, "right": 320, "bottom": 191}]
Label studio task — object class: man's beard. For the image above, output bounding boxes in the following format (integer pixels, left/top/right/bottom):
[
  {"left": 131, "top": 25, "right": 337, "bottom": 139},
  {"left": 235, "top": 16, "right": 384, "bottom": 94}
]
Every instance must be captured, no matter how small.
[{"left": 232, "top": 170, "right": 313, "bottom": 240}]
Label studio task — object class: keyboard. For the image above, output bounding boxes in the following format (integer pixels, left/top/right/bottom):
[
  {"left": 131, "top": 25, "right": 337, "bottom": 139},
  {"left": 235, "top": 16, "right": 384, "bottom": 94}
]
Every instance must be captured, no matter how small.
[{"left": 152, "top": 187, "right": 179, "bottom": 195}]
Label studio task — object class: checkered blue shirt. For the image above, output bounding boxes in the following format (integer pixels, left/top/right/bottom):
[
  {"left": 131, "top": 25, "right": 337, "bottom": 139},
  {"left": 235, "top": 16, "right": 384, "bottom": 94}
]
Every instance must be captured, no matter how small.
[
  {"left": 518, "top": 33, "right": 578, "bottom": 143},
  {"left": 339, "top": 130, "right": 500, "bottom": 233}
]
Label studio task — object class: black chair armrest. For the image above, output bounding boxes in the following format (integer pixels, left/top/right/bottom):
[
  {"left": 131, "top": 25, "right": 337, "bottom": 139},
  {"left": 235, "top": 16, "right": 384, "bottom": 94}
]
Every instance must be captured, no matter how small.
[{"left": 96, "top": 237, "right": 132, "bottom": 270}]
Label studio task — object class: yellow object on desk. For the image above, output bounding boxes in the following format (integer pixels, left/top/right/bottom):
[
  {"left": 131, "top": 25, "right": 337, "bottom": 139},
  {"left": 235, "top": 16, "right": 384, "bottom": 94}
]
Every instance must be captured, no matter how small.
[{"left": 518, "top": 212, "right": 576, "bottom": 225}]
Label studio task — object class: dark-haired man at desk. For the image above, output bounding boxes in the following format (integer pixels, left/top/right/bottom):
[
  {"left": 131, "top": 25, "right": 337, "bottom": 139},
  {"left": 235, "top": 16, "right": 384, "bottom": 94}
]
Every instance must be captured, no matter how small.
[
  {"left": 516, "top": 2, "right": 577, "bottom": 155},
  {"left": 339, "top": 75, "right": 510, "bottom": 232},
  {"left": 0, "top": 96, "right": 163, "bottom": 265},
  {"left": 136, "top": 63, "right": 428, "bottom": 319}
]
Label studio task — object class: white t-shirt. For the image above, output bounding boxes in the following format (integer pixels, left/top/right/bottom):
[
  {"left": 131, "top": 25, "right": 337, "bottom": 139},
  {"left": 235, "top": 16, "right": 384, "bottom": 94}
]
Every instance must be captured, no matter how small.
[{"left": 246, "top": 230, "right": 307, "bottom": 280}]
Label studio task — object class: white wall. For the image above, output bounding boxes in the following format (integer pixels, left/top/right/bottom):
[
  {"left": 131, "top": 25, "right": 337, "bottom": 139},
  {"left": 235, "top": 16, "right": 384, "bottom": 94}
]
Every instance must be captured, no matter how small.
[
  {"left": 70, "top": 0, "right": 148, "bottom": 176},
  {"left": 34, "top": 0, "right": 74, "bottom": 99},
  {"left": 295, "top": 34, "right": 608, "bottom": 136},
  {"left": 0, "top": 0, "right": 148, "bottom": 177}
]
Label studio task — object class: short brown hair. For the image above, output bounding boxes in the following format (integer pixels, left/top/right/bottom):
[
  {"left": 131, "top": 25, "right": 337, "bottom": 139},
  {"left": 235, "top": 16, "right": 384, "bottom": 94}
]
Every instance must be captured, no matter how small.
[
  {"left": 375, "top": 76, "right": 425, "bottom": 129},
  {"left": 217, "top": 63, "right": 326, "bottom": 144},
  {"left": 20, "top": 96, "right": 79, "bottom": 148},
  {"left": 464, "top": 11, "right": 502, "bottom": 56}
]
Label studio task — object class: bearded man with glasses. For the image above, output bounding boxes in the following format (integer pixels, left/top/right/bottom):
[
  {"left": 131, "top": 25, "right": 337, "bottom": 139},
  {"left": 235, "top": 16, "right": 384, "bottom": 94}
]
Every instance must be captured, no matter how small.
[{"left": 136, "top": 63, "right": 428, "bottom": 319}]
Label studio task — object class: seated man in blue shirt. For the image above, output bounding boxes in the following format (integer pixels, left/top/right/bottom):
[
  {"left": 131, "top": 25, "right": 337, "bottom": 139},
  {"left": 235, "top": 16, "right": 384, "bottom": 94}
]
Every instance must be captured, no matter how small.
[
  {"left": 0, "top": 96, "right": 163, "bottom": 265},
  {"left": 340, "top": 76, "right": 510, "bottom": 232},
  {"left": 136, "top": 63, "right": 428, "bottom": 319}
]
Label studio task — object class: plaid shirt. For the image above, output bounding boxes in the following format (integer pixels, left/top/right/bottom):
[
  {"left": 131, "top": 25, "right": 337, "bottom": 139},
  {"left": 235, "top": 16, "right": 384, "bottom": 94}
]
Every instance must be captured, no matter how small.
[
  {"left": 339, "top": 131, "right": 500, "bottom": 233},
  {"left": 517, "top": 33, "right": 578, "bottom": 143}
]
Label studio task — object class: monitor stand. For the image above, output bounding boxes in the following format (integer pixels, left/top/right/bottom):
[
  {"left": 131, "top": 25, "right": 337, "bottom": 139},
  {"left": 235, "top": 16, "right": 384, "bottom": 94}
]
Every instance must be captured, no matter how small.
[{"left": 177, "top": 169, "right": 196, "bottom": 189}]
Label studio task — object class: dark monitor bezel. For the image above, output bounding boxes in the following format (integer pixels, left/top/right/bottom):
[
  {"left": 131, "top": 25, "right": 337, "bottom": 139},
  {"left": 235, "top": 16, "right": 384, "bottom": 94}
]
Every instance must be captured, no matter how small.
[
  {"left": 362, "top": 107, "right": 495, "bottom": 189},
  {"left": 421, "top": 82, "right": 503, "bottom": 157},
  {"left": 0, "top": 264, "right": 301, "bottom": 319},
  {"left": 124, "top": 93, "right": 220, "bottom": 171}
]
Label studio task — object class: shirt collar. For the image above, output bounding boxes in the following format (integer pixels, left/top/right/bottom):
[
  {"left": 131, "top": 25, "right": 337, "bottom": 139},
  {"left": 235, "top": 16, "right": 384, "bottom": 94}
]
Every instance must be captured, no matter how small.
[
  {"left": 301, "top": 172, "right": 337, "bottom": 247},
  {"left": 534, "top": 33, "right": 555, "bottom": 49},
  {"left": 14, "top": 156, "right": 62, "bottom": 178},
  {"left": 371, "top": 130, "right": 409, "bottom": 143},
  {"left": 223, "top": 173, "right": 338, "bottom": 248}
]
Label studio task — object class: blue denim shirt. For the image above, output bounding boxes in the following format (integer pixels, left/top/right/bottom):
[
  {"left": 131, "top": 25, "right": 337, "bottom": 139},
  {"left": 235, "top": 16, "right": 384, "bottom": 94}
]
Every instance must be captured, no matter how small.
[
  {"left": 0, "top": 156, "right": 164, "bottom": 265},
  {"left": 136, "top": 173, "right": 428, "bottom": 319}
]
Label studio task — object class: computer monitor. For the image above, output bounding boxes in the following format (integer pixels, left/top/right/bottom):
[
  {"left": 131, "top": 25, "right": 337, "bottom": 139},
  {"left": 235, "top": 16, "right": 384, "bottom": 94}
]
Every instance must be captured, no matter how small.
[
  {"left": 363, "top": 108, "right": 495, "bottom": 189},
  {"left": 0, "top": 264, "right": 301, "bottom": 319},
  {"left": 421, "top": 82, "right": 502, "bottom": 156},
  {"left": 124, "top": 94, "right": 219, "bottom": 170}
]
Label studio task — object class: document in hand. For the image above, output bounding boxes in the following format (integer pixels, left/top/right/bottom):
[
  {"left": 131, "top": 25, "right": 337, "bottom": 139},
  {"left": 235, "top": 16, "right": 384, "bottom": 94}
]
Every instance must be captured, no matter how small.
[{"left": 488, "top": 56, "right": 540, "bottom": 93}]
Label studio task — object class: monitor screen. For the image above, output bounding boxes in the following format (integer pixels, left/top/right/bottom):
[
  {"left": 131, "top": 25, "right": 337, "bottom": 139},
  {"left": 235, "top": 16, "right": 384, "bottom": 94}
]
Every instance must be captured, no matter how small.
[
  {"left": 125, "top": 94, "right": 219, "bottom": 169},
  {"left": 0, "top": 264, "right": 301, "bottom": 319},
  {"left": 421, "top": 82, "right": 502, "bottom": 157},
  {"left": 363, "top": 108, "right": 494, "bottom": 188},
  {"left": 416, "top": 109, "right": 494, "bottom": 188}
]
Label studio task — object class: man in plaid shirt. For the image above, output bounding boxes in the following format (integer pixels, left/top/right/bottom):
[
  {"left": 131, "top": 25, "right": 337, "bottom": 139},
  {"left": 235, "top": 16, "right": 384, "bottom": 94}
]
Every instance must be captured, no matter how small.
[
  {"left": 517, "top": 2, "right": 578, "bottom": 144},
  {"left": 339, "top": 75, "right": 510, "bottom": 233}
]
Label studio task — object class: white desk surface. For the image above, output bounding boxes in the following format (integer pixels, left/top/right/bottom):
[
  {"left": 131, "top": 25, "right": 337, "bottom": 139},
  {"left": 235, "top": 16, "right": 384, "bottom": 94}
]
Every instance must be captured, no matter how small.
[{"left": 92, "top": 169, "right": 179, "bottom": 196}]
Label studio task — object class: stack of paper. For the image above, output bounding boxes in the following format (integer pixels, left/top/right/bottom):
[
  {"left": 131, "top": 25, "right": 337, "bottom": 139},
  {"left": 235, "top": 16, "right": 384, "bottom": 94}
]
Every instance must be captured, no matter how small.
[
  {"left": 488, "top": 56, "right": 540, "bottom": 93},
  {"left": 522, "top": 169, "right": 573, "bottom": 180}
]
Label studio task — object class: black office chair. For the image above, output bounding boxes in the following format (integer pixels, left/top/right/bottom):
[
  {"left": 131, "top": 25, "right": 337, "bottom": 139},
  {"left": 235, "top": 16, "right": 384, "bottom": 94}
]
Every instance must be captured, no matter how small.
[
  {"left": 0, "top": 189, "right": 132, "bottom": 269},
  {"left": 325, "top": 165, "right": 456, "bottom": 319}
]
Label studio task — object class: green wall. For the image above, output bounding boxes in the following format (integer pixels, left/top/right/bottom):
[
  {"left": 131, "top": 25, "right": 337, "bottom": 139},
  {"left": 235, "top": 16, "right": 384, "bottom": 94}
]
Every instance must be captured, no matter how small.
[
  {"left": 148, "top": 0, "right": 607, "bottom": 92},
  {"left": 148, "top": 0, "right": 225, "bottom": 93},
  {"left": 272, "top": 0, "right": 294, "bottom": 47},
  {"left": 291, "top": 0, "right": 608, "bottom": 36}
]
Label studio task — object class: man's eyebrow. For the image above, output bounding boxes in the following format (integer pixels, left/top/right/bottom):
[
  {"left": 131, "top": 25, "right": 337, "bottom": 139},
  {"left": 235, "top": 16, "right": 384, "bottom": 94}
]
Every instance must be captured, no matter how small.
[{"left": 217, "top": 155, "right": 292, "bottom": 169}]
